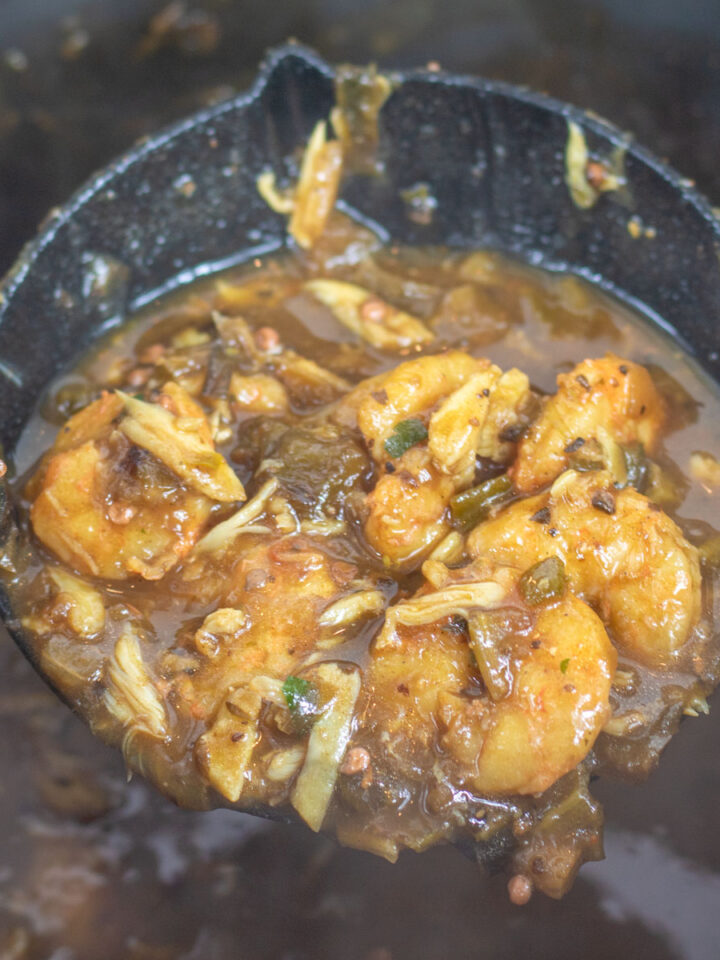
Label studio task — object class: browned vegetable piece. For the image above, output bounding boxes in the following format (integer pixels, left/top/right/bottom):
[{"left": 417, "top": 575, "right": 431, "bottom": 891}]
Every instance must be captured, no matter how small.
[
  {"left": 257, "top": 121, "right": 343, "bottom": 249},
  {"left": 305, "top": 279, "right": 434, "bottom": 350}
]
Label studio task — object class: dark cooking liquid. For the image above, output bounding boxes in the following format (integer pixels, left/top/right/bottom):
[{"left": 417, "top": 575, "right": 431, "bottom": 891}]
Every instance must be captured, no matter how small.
[{"left": 3, "top": 235, "right": 720, "bottom": 956}]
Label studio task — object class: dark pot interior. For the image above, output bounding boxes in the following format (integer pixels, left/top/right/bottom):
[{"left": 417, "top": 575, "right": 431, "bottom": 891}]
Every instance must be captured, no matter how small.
[{"left": 2, "top": 45, "right": 719, "bottom": 453}]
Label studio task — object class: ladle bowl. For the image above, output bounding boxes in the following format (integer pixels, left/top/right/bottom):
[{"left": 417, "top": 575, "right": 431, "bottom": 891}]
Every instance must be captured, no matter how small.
[{"left": 1, "top": 40, "right": 719, "bottom": 826}]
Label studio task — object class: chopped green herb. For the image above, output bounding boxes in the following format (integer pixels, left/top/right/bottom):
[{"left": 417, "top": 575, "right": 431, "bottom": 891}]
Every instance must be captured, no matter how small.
[
  {"left": 519, "top": 556, "right": 567, "bottom": 606},
  {"left": 282, "top": 675, "right": 320, "bottom": 734},
  {"left": 132, "top": 393, "right": 145, "bottom": 401},
  {"left": 450, "top": 474, "right": 513, "bottom": 532},
  {"left": 560, "top": 658, "right": 570, "bottom": 674},
  {"left": 384, "top": 418, "right": 428, "bottom": 458}
]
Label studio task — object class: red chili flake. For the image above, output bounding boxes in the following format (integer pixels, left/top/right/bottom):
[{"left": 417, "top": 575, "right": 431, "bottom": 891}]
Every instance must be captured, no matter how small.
[
  {"left": 138, "top": 343, "right": 166, "bottom": 365},
  {"left": 108, "top": 502, "right": 136, "bottom": 525},
  {"left": 586, "top": 161, "right": 608, "bottom": 190},
  {"left": 507, "top": 875, "right": 533, "bottom": 906},
  {"left": 255, "top": 326, "right": 281, "bottom": 352},
  {"left": 126, "top": 367, "right": 152, "bottom": 388},
  {"left": 341, "top": 747, "right": 372, "bottom": 776},
  {"left": 361, "top": 297, "right": 388, "bottom": 323}
]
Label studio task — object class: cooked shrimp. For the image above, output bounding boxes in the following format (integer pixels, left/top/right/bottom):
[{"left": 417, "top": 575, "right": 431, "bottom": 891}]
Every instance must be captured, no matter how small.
[
  {"left": 514, "top": 355, "right": 665, "bottom": 493},
  {"left": 29, "top": 385, "right": 234, "bottom": 579},
  {"left": 173, "top": 535, "right": 362, "bottom": 719},
  {"left": 468, "top": 469, "right": 701, "bottom": 665},
  {"left": 428, "top": 367, "right": 530, "bottom": 484},
  {"left": 349, "top": 352, "right": 532, "bottom": 567},
  {"left": 367, "top": 561, "right": 615, "bottom": 796},
  {"left": 354, "top": 350, "right": 487, "bottom": 457},
  {"left": 364, "top": 447, "right": 455, "bottom": 567}
]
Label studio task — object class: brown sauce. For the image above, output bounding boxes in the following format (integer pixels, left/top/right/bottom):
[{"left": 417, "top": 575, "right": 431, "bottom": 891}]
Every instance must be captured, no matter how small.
[{"left": 3, "top": 212, "right": 720, "bottom": 914}]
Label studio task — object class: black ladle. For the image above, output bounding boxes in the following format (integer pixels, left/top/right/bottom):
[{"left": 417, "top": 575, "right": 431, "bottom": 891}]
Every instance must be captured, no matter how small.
[{"left": 0, "top": 41, "right": 719, "bottom": 821}]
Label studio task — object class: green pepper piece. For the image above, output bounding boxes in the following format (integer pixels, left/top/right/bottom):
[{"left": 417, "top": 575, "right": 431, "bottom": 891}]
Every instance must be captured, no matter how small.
[
  {"left": 644, "top": 460, "right": 686, "bottom": 509},
  {"left": 566, "top": 437, "right": 604, "bottom": 473},
  {"left": 384, "top": 418, "right": 428, "bottom": 458},
  {"left": 450, "top": 474, "right": 513, "bottom": 532},
  {"left": 467, "top": 611, "right": 511, "bottom": 702},
  {"left": 620, "top": 442, "right": 649, "bottom": 492},
  {"left": 282, "top": 675, "right": 320, "bottom": 734},
  {"left": 519, "top": 556, "right": 567, "bottom": 606}
]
